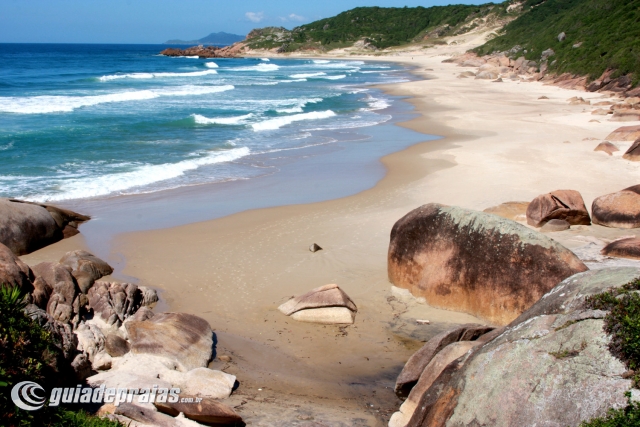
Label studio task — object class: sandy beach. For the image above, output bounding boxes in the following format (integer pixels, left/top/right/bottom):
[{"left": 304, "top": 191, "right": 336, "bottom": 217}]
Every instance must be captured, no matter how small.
[{"left": 20, "top": 38, "right": 640, "bottom": 425}]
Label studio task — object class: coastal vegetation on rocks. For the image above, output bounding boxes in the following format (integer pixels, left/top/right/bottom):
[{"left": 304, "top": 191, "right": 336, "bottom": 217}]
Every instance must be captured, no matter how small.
[{"left": 473, "top": 0, "right": 640, "bottom": 88}]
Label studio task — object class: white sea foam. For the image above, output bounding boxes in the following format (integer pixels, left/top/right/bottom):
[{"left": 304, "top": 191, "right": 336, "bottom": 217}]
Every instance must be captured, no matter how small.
[
  {"left": 274, "top": 98, "right": 321, "bottom": 114},
  {"left": 367, "top": 98, "right": 391, "bottom": 110},
  {"left": 98, "top": 69, "right": 218, "bottom": 81},
  {"left": 192, "top": 113, "right": 253, "bottom": 125},
  {"left": 235, "top": 63, "right": 280, "bottom": 72},
  {"left": 290, "top": 72, "right": 326, "bottom": 78},
  {"left": 0, "top": 85, "right": 234, "bottom": 114},
  {"left": 321, "top": 75, "right": 346, "bottom": 80},
  {"left": 260, "top": 58, "right": 270, "bottom": 61},
  {"left": 252, "top": 110, "right": 336, "bottom": 131},
  {"left": 312, "top": 60, "right": 330, "bottom": 64},
  {"left": 205, "top": 62, "right": 219, "bottom": 68},
  {"left": 29, "top": 147, "right": 251, "bottom": 202},
  {"left": 279, "top": 79, "right": 307, "bottom": 83},
  {"left": 0, "top": 142, "right": 14, "bottom": 151}
]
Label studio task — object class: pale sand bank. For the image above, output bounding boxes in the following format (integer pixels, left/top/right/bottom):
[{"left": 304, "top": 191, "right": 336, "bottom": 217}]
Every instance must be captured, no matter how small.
[{"left": 21, "top": 40, "right": 640, "bottom": 425}]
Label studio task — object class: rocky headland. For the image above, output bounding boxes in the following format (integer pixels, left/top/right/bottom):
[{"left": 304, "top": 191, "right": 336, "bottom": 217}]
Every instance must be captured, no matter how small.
[{"left": 159, "top": 44, "right": 246, "bottom": 59}]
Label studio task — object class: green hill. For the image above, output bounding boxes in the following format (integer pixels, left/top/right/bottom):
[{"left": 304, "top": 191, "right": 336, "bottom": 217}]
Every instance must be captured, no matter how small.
[
  {"left": 474, "top": 0, "right": 640, "bottom": 87},
  {"left": 245, "top": 3, "right": 519, "bottom": 51}
]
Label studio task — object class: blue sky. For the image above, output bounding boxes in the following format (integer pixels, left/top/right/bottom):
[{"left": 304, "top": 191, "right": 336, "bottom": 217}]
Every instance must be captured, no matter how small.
[{"left": 0, "top": 0, "right": 493, "bottom": 44}]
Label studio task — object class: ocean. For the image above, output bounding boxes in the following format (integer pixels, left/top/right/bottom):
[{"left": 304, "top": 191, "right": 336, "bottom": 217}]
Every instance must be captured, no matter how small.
[{"left": 0, "top": 43, "right": 422, "bottom": 205}]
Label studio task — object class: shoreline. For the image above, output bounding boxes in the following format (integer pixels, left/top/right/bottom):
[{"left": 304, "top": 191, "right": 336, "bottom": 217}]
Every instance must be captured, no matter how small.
[{"left": 21, "top": 44, "right": 640, "bottom": 425}]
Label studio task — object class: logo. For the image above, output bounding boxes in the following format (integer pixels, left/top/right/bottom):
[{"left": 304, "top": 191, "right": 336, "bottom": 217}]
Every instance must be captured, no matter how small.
[{"left": 11, "top": 381, "right": 47, "bottom": 411}]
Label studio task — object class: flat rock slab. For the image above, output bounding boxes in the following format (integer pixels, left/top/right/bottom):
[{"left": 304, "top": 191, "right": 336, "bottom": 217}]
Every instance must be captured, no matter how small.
[
  {"left": 601, "top": 237, "right": 640, "bottom": 260},
  {"left": 592, "top": 185, "right": 640, "bottom": 228},
  {"left": 482, "top": 201, "right": 529, "bottom": 221},
  {"left": 526, "top": 189, "right": 591, "bottom": 227},
  {"left": 394, "top": 324, "right": 493, "bottom": 398},
  {"left": 278, "top": 284, "right": 357, "bottom": 315},
  {"left": 388, "top": 204, "right": 588, "bottom": 325},
  {"left": 156, "top": 397, "right": 244, "bottom": 426},
  {"left": 126, "top": 312, "right": 213, "bottom": 371}
]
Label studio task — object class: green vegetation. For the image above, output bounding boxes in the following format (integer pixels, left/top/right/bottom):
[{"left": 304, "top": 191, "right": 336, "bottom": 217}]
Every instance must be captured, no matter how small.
[
  {"left": 580, "top": 393, "right": 640, "bottom": 427},
  {"left": 474, "top": 0, "right": 640, "bottom": 87},
  {"left": 245, "top": 3, "right": 519, "bottom": 51},
  {"left": 0, "top": 285, "right": 122, "bottom": 427}
]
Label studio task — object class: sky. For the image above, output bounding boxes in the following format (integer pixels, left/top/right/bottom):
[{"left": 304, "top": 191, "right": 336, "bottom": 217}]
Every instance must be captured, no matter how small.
[{"left": 0, "top": 0, "right": 493, "bottom": 44}]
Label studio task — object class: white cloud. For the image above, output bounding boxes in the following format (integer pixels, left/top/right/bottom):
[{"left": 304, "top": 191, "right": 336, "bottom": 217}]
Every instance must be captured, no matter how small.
[
  {"left": 245, "top": 12, "right": 264, "bottom": 23},
  {"left": 288, "top": 13, "right": 305, "bottom": 22}
]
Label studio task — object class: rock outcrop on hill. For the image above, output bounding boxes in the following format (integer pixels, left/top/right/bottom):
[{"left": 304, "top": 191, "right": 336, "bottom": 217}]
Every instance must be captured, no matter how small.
[
  {"left": 592, "top": 185, "right": 640, "bottom": 228},
  {"left": 388, "top": 203, "right": 588, "bottom": 324},
  {"left": 160, "top": 44, "right": 245, "bottom": 58},
  {"left": 0, "top": 198, "right": 89, "bottom": 256},
  {"left": 526, "top": 189, "right": 591, "bottom": 227},
  {"left": 395, "top": 268, "right": 638, "bottom": 427}
]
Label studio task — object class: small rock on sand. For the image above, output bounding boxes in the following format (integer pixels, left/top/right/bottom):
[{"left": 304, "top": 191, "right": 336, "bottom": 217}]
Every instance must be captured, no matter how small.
[
  {"left": 309, "top": 243, "right": 322, "bottom": 252},
  {"left": 594, "top": 141, "right": 619, "bottom": 155}
]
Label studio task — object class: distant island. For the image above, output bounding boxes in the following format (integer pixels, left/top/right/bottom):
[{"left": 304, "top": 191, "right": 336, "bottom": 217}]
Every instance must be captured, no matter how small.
[{"left": 164, "top": 31, "right": 245, "bottom": 46}]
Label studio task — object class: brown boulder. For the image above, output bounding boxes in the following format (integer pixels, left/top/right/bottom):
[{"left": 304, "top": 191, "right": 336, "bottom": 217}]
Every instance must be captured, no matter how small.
[
  {"left": 482, "top": 201, "right": 529, "bottom": 221},
  {"left": 88, "top": 281, "right": 142, "bottom": 326},
  {"left": 604, "top": 125, "right": 640, "bottom": 141},
  {"left": 526, "top": 190, "right": 591, "bottom": 227},
  {"left": 60, "top": 250, "right": 113, "bottom": 293},
  {"left": 388, "top": 204, "right": 588, "bottom": 325},
  {"left": 592, "top": 185, "right": 640, "bottom": 228},
  {"left": 594, "top": 141, "right": 619, "bottom": 155},
  {"left": 540, "top": 219, "right": 571, "bottom": 232},
  {"left": 32, "top": 261, "right": 75, "bottom": 289},
  {"left": 126, "top": 312, "right": 213, "bottom": 370},
  {"left": 394, "top": 324, "right": 493, "bottom": 398},
  {"left": 105, "top": 334, "right": 130, "bottom": 357},
  {"left": 46, "top": 280, "right": 78, "bottom": 324},
  {"left": 156, "top": 397, "right": 244, "bottom": 426},
  {"left": 610, "top": 110, "right": 640, "bottom": 122},
  {"left": 0, "top": 242, "right": 33, "bottom": 292},
  {"left": 623, "top": 138, "right": 640, "bottom": 161},
  {"left": 601, "top": 237, "right": 640, "bottom": 260}
]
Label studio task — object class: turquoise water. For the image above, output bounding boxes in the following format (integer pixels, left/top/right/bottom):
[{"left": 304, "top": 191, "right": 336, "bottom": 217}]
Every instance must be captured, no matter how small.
[{"left": 0, "top": 43, "right": 414, "bottom": 203}]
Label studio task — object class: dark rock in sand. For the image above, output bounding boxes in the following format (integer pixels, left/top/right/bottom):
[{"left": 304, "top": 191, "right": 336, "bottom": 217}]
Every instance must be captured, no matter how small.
[
  {"left": 105, "top": 334, "right": 130, "bottom": 357},
  {"left": 126, "top": 312, "right": 213, "bottom": 370},
  {"left": 601, "top": 237, "right": 640, "bottom": 260},
  {"left": 623, "top": 138, "right": 640, "bottom": 161},
  {"left": 526, "top": 189, "right": 591, "bottom": 227},
  {"left": 594, "top": 141, "right": 619, "bottom": 155},
  {"left": 309, "top": 243, "right": 323, "bottom": 252},
  {"left": 540, "top": 219, "right": 571, "bottom": 232},
  {"left": 388, "top": 204, "right": 588, "bottom": 324},
  {"left": 592, "top": 185, "right": 640, "bottom": 228},
  {"left": 394, "top": 324, "right": 493, "bottom": 398},
  {"left": 405, "top": 268, "right": 637, "bottom": 427},
  {"left": 60, "top": 250, "right": 114, "bottom": 293},
  {"left": 156, "top": 397, "right": 244, "bottom": 426}
]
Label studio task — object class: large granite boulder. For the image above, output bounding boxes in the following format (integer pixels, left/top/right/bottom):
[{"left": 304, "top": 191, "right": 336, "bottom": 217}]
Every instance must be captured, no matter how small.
[
  {"left": 601, "top": 237, "right": 640, "bottom": 260},
  {"left": 622, "top": 138, "right": 640, "bottom": 161},
  {"left": 0, "top": 198, "right": 89, "bottom": 256},
  {"left": 592, "top": 185, "right": 640, "bottom": 228},
  {"left": 406, "top": 268, "right": 638, "bottom": 427},
  {"left": 394, "top": 324, "right": 493, "bottom": 398},
  {"left": 46, "top": 278, "right": 79, "bottom": 324},
  {"left": 88, "top": 282, "right": 143, "bottom": 327},
  {"left": 526, "top": 189, "right": 591, "bottom": 227},
  {"left": 388, "top": 204, "right": 588, "bottom": 324},
  {"left": 0, "top": 242, "right": 33, "bottom": 291},
  {"left": 604, "top": 125, "right": 640, "bottom": 141},
  {"left": 126, "top": 312, "right": 213, "bottom": 370},
  {"left": 278, "top": 284, "right": 357, "bottom": 325},
  {"left": 60, "top": 250, "right": 113, "bottom": 293}
]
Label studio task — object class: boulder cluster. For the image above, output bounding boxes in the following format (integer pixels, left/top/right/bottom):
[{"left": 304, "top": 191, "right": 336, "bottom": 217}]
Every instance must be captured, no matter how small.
[
  {"left": 0, "top": 239, "right": 243, "bottom": 426},
  {"left": 160, "top": 45, "right": 245, "bottom": 58}
]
